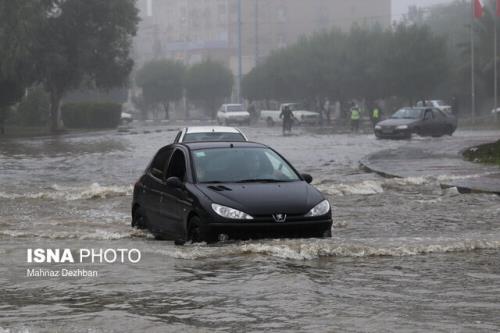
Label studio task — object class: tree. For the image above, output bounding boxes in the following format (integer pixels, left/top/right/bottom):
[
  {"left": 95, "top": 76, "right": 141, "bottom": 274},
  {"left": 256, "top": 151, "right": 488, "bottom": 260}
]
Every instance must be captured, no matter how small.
[
  {"left": 135, "top": 59, "right": 186, "bottom": 120},
  {"left": 0, "top": 0, "right": 49, "bottom": 133},
  {"left": 34, "top": 0, "right": 138, "bottom": 131},
  {"left": 185, "top": 60, "right": 234, "bottom": 119},
  {"left": 383, "top": 24, "right": 448, "bottom": 104},
  {"left": 0, "top": 79, "right": 24, "bottom": 134},
  {"left": 16, "top": 86, "right": 50, "bottom": 126}
]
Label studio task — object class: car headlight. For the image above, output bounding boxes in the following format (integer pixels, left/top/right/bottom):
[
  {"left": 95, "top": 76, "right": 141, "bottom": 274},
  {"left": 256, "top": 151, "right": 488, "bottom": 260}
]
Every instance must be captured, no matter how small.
[
  {"left": 211, "top": 203, "right": 254, "bottom": 220},
  {"left": 375, "top": 125, "right": 382, "bottom": 130},
  {"left": 396, "top": 125, "right": 408, "bottom": 130},
  {"left": 305, "top": 200, "right": 330, "bottom": 217}
]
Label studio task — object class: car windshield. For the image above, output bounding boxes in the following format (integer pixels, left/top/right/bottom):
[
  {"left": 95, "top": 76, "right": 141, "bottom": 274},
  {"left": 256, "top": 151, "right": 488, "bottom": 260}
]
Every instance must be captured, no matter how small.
[
  {"left": 227, "top": 105, "right": 244, "bottom": 112},
  {"left": 391, "top": 108, "right": 423, "bottom": 119},
  {"left": 183, "top": 132, "right": 246, "bottom": 143},
  {"left": 192, "top": 147, "right": 300, "bottom": 183}
]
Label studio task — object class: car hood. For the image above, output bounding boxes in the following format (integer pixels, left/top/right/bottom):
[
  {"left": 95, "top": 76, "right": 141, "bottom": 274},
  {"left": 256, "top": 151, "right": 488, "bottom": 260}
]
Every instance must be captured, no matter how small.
[
  {"left": 378, "top": 118, "right": 419, "bottom": 127},
  {"left": 196, "top": 181, "right": 324, "bottom": 216}
]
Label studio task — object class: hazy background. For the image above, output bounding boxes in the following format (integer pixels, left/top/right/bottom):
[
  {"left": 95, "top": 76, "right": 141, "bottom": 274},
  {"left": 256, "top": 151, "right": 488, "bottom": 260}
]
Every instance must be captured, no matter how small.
[{"left": 393, "top": 0, "right": 453, "bottom": 19}]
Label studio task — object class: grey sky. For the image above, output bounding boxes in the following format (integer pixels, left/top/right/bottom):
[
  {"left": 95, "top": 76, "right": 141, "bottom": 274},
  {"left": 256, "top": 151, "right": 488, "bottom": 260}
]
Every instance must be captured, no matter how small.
[{"left": 392, "top": 0, "right": 454, "bottom": 20}]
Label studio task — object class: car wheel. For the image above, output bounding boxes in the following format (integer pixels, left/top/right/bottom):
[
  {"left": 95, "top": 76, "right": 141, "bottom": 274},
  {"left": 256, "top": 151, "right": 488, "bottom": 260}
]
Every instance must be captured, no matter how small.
[
  {"left": 132, "top": 206, "right": 147, "bottom": 229},
  {"left": 188, "top": 216, "right": 216, "bottom": 244},
  {"left": 266, "top": 117, "right": 274, "bottom": 127}
]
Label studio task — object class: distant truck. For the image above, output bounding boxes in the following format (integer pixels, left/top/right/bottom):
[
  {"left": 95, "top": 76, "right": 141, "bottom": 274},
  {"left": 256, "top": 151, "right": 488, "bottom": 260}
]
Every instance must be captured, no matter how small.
[
  {"left": 260, "top": 103, "right": 320, "bottom": 127},
  {"left": 416, "top": 100, "right": 452, "bottom": 114}
]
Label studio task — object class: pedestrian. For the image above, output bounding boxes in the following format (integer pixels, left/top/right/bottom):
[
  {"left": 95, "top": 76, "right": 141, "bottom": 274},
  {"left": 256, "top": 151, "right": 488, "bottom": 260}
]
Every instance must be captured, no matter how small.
[
  {"left": 324, "top": 98, "right": 331, "bottom": 125},
  {"left": 279, "top": 105, "right": 294, "bottom": 135},
  {"left": 371, "top": 105, "right": 381, "bottom": 128},
  {"left": 247, "top": 102, "right": 256, "bottom": 124},
  {"left": 350, "top": 104, "right": 360, "bottom": 133}
]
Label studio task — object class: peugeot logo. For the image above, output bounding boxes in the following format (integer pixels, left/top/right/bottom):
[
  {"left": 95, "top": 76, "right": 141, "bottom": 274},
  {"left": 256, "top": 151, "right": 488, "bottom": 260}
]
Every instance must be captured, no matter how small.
[{"left": 273, "top": 213, "right": 287, "bottom": 223}]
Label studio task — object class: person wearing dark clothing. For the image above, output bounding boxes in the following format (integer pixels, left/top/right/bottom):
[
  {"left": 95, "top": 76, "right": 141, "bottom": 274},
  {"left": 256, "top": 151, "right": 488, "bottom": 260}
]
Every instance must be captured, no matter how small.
[
  {"left": 247, "top": 103, "right": 256, "bottom": 124},
  {"left": 279, "top": 105, "right": 294, "bottom": 135}
]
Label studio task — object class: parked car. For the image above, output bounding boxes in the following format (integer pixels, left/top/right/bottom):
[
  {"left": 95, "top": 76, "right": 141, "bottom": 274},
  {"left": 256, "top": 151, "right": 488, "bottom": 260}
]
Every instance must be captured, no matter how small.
[
  {"left": 374, "top": 107, "right": 457, "bottom": 139},
  {"left": 174, "top": 126, "right": 248, "bottom": 143},
  {"left": 132, "top": 141, "right": 332, "bottom": 243},
  {"left": 216, "top": 104, "right": 250, "bottom": 125},
  {"left": 416, "top": 100, "right": 452, "bottom": 114},
  {"left": 120, "top": 112, "right": 133, "bottom": 124},
  {"left": 260, "top": 103, "right": 320, "bottom": 127}
]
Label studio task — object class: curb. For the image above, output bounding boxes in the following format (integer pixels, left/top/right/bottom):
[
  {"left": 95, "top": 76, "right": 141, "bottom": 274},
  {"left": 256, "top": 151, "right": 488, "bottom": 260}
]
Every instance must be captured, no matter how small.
[{"left": 359, "top": 150, "right": 500, "bottom": 195}]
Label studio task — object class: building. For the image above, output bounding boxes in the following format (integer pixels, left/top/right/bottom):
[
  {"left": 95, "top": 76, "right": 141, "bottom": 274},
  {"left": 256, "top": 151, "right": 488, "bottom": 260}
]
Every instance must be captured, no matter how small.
[{"left": 134, "top": 0, "right": 391, "bottom": 71}]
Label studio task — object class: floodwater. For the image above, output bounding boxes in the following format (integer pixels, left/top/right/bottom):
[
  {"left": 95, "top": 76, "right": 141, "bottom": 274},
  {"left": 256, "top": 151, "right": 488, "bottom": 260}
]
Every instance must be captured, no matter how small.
[{"left": 0, "top": 125, "right": 499, "bottom": 332}]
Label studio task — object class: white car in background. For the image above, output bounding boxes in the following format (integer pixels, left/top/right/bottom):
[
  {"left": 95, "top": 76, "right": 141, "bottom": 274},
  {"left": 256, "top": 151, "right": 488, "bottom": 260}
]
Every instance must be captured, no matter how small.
[
  {"left": 120, "top": 112, "right": 133, "bottom": 124},
  {"left": 416, "top": 100, "right": 452, "bottom": 114},
  {"left": 216, "top": 104, "right": 250, "bottom": 125},
  {"left": 174, "top": 126, "right": 248, "bottom": 143},
  {"left": 260, "top": 103, "right": 320, "bottom": 127}
]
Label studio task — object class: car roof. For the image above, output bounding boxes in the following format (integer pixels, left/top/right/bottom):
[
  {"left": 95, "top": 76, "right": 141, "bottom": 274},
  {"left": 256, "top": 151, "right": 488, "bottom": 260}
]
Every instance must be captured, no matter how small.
[
  {"left": 222, "top": 104, "right": 243, "bottom": 107},
  {"left": 180, "top": 141, "right": 266, "bottom": 151},
  {"left": 184, "top": 126, "right": 241, "bottom": 134}
]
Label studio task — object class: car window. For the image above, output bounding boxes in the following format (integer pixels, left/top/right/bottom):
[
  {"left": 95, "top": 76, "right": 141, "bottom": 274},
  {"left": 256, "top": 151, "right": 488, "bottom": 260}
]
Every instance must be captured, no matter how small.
[
  {"left": 264, "top": 151, "right": 296, "bottom": 179},
  {"left": 183, "top": 132, "right": 246, "bottom": 143},
  {"left": 226, "top": 105, "right": 244, "bottom": 112},
  {"left": 191, "top": 147, "right": 300, "bottom": 183},
  {"left": 391, "top": 108, "right": 422, "bottom": 119},
  {"left": 150, "top": 148, "right": 173, "bottom": 180},
  {"left": 165, "top": 149, "right": 187, "bottom": 181}
]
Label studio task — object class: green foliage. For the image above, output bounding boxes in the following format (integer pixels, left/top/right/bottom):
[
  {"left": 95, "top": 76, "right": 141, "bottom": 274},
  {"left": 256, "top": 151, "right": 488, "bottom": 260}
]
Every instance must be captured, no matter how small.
[
  {"left": 64, "top": 88, "right": 128, "bottom": 104},
  {"left": 61, "top": 102, "right": 122, "bottom": 129},
  {"left": 464, "top": 140, "right": 500, "bottom": 165},
  {"left": 185, "top": 60, "right": 234, "bottom": 118},
  {"left": 384, "top": 24, "right": 448, "bottom": 103},
  {"left": 136, "top": 59, "right": 186, "bottom": 108},
  {"left": 0, "top": 79, "right": 25, "bottom": 110},
  {"left": 0, "top": 0, "right": 139, "bottom": 131},
  {"left": 16, "top": 87, "right": 50, "bottom": 126},
  {"left": 242, "top": 24, "right": 448, "bottom": 105}
]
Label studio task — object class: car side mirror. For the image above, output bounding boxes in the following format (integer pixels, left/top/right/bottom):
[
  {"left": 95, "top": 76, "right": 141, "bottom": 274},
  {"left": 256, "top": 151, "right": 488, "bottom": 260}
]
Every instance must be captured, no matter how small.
[
  {"left": 166, "top": 176, "right": 183, "bottom": 188},
  {"left": 301, "top": 173, "right": 313, "bottom": 184}
]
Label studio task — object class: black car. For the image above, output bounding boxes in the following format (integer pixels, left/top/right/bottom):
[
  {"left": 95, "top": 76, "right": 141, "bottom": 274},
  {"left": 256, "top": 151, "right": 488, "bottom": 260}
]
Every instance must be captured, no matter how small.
[
  {"left": 132, "top": 142, "right": 332, "bottom": 243},
  {"left": 374, "top": 107, "right": 457, "bottom": 139}
]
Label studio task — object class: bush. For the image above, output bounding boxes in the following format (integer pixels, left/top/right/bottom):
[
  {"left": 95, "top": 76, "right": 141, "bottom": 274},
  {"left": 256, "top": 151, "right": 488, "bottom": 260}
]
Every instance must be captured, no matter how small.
[
  {"left": 61, "top": 102, "right": 122, "bottom": 129},
  {"left": 16, "top": 87, "right": 50, "bottom": 126}
]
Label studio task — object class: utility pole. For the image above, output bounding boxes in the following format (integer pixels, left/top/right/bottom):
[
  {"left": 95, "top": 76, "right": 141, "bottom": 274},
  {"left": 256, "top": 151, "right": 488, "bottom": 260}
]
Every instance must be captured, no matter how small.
[
  {"left": 471, "top": 0, "right": 476, "bottom": 120},
  {"left": 237, "top": 0, "right": 242, "bottom": 103},
  {"left": 255, "top": 0, "right": 259, "bottom": 66},
  {"left": 495, "top": 5, "right": 498, "bottom": 115}
]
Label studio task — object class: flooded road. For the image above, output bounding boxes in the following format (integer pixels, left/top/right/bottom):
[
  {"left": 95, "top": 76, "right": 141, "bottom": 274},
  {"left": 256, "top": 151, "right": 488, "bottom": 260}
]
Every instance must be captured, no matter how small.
[{"left": 1, "top": 126, "right": 499, "bottom": 332}]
